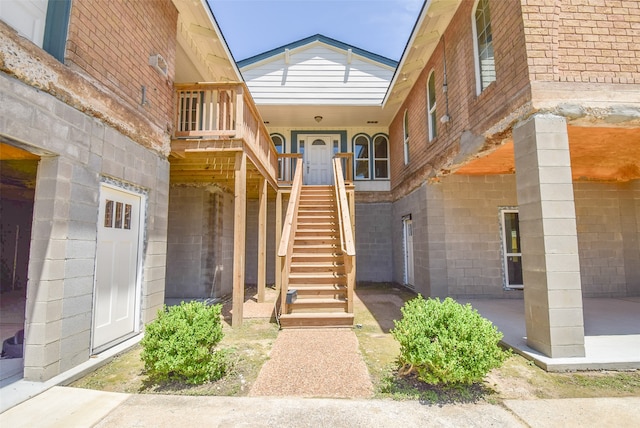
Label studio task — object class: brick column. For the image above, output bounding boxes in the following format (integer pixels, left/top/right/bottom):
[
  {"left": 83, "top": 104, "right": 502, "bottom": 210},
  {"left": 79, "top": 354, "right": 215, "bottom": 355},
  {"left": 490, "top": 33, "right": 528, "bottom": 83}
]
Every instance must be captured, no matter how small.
[{"left": 513, "top": 114, "right": 585, "bottom": 358}]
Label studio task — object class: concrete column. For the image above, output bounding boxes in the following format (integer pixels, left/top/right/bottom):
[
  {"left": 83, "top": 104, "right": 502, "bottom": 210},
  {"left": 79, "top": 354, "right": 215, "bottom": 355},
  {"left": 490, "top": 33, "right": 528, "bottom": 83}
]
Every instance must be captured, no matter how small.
[
  {"left": 513, "top": 113, "right": 585, "bottom": 358},
  {"left": 257, "top": 178, "right": 267, "bottom": 303}
]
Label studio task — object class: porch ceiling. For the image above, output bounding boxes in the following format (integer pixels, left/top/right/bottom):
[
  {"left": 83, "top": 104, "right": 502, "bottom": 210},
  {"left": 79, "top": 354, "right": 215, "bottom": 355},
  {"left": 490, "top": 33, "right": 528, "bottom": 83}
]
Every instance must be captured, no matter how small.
[
  {"left": 169, "top": 148, "right": 273, "bottom": 199},
  {"left": 454, "top": 126, "right": 640, "bottom": 182}
]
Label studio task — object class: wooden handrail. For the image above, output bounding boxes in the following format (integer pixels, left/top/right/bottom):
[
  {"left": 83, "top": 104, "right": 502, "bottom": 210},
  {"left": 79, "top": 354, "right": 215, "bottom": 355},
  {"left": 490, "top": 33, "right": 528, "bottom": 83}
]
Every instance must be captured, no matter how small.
[
  {"left": 277, "top": 157, "right": 303, "bottom": 317},
  {"left": 333, "top": 158, "right": 355, "bottom": 256},
  {"left": 334, "top": 153, "right": 354, "bottom": 184},
  {"left": 277, "top": 157, "right": 303, "bottom": 257}
]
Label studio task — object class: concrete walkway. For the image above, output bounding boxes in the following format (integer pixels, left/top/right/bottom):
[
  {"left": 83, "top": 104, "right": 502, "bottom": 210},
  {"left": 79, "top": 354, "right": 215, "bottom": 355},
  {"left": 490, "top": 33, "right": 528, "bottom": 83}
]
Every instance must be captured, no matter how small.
[
  {"left": 249, "top": 328, "right": 373, "bottom": 398},
  {"left": 2, "top": 386, "right": 640, "bottom": 427},
  {"left": 463, "top": 297, "right": 640, "bottom": 371}
]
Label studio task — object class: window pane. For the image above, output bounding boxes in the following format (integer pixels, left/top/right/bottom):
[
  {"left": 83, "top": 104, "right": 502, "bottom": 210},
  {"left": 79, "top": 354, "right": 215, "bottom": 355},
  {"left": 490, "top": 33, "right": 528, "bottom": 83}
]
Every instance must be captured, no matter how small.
[
  {"left": 428, "top": 74, "right": 436, "bottom": 106},
  {"left": 504, "top": 212, "right": 520, "bottom": 253},
  {"left": 475, "top": 0, "right": 495, "bottom": 91},
  {"left": 374, "top": 160, "right": 388, "bottom": 179},
  {"left": 355, "top": 136, "right": 369, "bottom": 159},
  {"left": 507, "top": 256, "right": 523, "bottom": 285},
  {"left": 374, "top": 136, "right": 388, "bottom": 158},
  {"left": 271, "top": 135, "right": 283, "bottom": 153},
  {"left": 355, "top": 160, "right": 369, "bottom": 179},
  {"left": 115, "top": 202, "right": 123, "bottom": 229},
  {"left": 104, "top": 200, "right": 114, "bottom": 228}
]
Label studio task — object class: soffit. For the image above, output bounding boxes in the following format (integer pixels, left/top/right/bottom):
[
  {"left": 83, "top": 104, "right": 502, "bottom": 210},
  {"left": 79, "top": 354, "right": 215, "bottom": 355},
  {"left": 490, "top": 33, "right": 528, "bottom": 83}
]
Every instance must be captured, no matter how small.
[
  {"left": 172, "top": 0, "right": 242, "bottom": 84},
  {"left": 383, "top": 0, "right": 463, "bottom": 119}
]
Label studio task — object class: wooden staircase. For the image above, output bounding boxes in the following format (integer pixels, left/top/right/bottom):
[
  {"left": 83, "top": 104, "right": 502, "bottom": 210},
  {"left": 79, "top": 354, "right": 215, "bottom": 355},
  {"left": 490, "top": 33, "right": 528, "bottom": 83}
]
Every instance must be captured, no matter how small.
[{"left": 279, "top": 185, "right": 354, "bottom": 328}]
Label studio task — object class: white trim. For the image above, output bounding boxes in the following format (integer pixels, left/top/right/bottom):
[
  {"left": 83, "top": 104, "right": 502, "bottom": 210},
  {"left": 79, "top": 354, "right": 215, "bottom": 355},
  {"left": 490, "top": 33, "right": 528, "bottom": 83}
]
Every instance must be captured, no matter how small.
[
  {"left": 372, "top": 134, "right": 390, "bottom": 180},
  {"left": 427, "top": 70, "right": 437, "bottom": 141},
  {"left": 403, "top": 110, "right": 410, "bottom": 164}
]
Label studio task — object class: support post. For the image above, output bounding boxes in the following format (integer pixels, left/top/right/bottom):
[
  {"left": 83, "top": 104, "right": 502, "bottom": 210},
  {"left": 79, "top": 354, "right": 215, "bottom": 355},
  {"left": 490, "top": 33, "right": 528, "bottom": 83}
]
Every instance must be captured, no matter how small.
[
  {"left": 513, "top": 113, "right": 585, "bottom": 358},
  {"left": 257, "top": 178, "right": 267, "bottom": 303},
  {"left": 275, "top": 190, "right": 283, "bottom": 292},
  {"left": 232, "top": 152, "right": 247, "bottom": 328}
]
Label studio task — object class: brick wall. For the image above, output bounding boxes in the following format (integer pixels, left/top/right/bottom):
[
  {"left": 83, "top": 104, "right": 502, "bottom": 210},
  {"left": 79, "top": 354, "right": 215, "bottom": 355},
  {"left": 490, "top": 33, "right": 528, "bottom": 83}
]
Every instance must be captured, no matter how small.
[
  {"left": 389, "top": 0, "right": 531, "bottom": 197},
  {"left": 66, "top": 0, "right": 178, "bottom": 131},
  {"left": 522, "top": 0, "right": 640, "bottom": 83}
]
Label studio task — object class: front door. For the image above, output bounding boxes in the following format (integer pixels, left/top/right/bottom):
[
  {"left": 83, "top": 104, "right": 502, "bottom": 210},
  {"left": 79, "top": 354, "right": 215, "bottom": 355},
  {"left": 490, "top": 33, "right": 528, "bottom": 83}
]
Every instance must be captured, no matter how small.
[
  {"left": 304, "top": 136, "right": 332, "bottom": 185},
  {"left": 403, "top": 215, "right": 414, "bottom": 287},
  {"left": 93, "top": 184, "right": 143, "bottom": 351}
]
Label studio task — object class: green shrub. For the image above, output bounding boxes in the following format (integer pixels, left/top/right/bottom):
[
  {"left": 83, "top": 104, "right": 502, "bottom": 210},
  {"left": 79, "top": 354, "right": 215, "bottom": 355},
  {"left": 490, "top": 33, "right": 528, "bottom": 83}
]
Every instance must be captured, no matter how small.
[
  {"left": 391, "top": 295, "right": 507, "bottom": 385},
  {"left": 141, "top": 301, "right": 226, "bottom": 385}
]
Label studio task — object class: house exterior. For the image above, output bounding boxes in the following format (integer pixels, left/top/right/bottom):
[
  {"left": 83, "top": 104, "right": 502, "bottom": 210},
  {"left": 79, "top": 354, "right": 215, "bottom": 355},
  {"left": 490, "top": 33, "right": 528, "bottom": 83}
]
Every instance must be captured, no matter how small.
[
  {"left": 1, "top": 0, "right": 638, "bottom": 386},
  {"left": 237, "top": 0, "right": 639, "bottom": 358}
]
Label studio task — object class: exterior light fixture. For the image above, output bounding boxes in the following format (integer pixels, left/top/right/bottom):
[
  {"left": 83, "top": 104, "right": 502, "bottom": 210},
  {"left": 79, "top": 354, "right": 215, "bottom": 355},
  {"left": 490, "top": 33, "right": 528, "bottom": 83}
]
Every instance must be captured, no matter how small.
[{"left": 314, "top": 116, "right": 323, "bottom": 123}]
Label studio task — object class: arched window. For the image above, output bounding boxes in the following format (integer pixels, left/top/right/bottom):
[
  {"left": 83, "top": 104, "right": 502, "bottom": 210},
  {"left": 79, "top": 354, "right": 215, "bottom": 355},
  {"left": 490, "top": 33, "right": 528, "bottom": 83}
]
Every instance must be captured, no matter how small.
[
  {"left": 427, "top": 71, "right": 437, "bottom": 141},
  {"left": 353, "top": 134, "right": 370, "bottom": 180},
  {"left": 271, "top": 133, "right": 285, "bottom": 180},
  {"left": 403, "top": 110, "right": 410, "bottom": 164},
  {"left": 373, "top": 134, "right": 389, "bottom": 179},
  {"left": 472, "top": 0, "right": 495, "bottom": 94}
]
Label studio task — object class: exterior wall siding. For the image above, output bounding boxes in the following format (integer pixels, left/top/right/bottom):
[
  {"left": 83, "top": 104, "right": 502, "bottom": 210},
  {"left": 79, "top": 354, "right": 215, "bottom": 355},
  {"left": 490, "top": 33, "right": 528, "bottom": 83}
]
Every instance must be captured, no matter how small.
[{"left": 242, "top": 43, "right": 394, "bottom": 105}]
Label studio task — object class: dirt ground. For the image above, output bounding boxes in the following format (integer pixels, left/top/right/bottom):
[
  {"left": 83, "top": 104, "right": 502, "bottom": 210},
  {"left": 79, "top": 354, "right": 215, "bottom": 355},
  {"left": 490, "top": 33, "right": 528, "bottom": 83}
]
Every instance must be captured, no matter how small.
[{"left": 71, "top": 283, "right": 640, "bottom": 402}]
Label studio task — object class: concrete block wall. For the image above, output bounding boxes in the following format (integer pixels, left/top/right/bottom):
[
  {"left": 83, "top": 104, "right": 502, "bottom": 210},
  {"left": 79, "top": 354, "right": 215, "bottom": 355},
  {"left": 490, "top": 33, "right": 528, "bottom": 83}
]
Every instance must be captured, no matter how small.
[
  {"left": 245, "top": 199, "right": 276, "bottom": 286},
  {"left": 441, "top": 174, "right": 520, "bottom": 298},
  {"left": 574, "top": 180, "right": 640, "bottom": 297},
  {"left": 1, "top": 73, "right": 169, "bottom": 381},
  {"left": 354, "top": 202, "right": 393, "bottom": 283},
  {"left": 166, "top": 187, "right": 208, "bottom": 298}
]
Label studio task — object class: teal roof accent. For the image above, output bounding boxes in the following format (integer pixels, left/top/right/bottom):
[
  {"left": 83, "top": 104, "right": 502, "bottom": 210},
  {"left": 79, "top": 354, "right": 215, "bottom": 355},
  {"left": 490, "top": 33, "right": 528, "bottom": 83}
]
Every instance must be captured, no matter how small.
[{"left": 237, "top": 34, "right": 398, "bottom": 69}]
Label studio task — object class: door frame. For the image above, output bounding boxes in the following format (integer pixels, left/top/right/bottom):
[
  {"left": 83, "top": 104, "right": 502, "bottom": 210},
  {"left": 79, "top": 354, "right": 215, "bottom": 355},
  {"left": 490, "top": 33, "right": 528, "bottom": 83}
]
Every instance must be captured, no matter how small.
[
  {"left": 303, "top": 135, "right": 334, "bottom": 185},
  {"left": 402, "top": 214, "right": 414, "bottom": 287},
  {"left": 91, "top": 181, "right": 146, "bottom": 353},
  {"left": 499, "top": 207, "right": 523, "bottom": 290}
]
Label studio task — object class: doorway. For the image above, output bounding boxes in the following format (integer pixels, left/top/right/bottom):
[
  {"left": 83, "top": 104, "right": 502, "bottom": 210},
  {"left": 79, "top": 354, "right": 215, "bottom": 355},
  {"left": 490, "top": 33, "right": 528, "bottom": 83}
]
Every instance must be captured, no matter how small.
[
  {"left": 0, "top": 142, "right": 38, "bottom": 382},
  {"left": 304, "top": 135, "right": 333, "bottom": 185},
  {"left": 92, "top": 183, "right": 144, "bottom": 352},
  {"left": 402, "top": 215, "right": 414, "bottom": 287}
]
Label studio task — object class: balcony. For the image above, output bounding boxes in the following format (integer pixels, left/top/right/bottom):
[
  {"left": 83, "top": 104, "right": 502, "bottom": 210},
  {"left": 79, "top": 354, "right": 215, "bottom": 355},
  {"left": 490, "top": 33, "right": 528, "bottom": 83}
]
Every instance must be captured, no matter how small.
[{"left": 170, "top": 83, "right": 279, "bottom": 195}]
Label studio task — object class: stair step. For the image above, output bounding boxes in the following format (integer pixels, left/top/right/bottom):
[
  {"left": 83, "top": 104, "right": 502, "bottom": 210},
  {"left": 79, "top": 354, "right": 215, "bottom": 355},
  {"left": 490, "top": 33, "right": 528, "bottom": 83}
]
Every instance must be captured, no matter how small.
[
  {"left": 293, "top": 245, "right": 342, "bottom": 254},
  {"left": 292, "top": 253, "right": 343, "bottom": 263},
  {"left": 288, "top": 284, "right": 347, "bottom": 295},
  {"left": 279, "top": 312, "right": 354, "bottom": 328},
  {"left": 287, "top": 297, "right": 347, "bottom": 314}
]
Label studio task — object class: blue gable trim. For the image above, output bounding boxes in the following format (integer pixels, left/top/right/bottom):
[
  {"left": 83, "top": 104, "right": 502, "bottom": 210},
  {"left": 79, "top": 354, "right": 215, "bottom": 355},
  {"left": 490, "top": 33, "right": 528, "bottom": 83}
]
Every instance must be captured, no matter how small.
[{"left": 238, "top": 34, "right": 398, "bottom": 69}]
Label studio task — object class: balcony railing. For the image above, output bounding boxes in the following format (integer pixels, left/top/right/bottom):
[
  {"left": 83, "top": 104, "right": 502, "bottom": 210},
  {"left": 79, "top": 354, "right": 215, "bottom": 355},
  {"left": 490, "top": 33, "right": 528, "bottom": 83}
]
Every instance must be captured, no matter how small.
[{"left": 174, "top": 83, "right": 278, "bottom": 182}]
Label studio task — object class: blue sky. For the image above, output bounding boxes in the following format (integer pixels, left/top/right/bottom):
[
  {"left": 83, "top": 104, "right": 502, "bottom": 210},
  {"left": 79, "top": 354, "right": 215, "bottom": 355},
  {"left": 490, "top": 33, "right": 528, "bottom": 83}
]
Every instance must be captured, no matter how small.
[{"left": 208, "top": 0, "right": 424, "bottom": 62}]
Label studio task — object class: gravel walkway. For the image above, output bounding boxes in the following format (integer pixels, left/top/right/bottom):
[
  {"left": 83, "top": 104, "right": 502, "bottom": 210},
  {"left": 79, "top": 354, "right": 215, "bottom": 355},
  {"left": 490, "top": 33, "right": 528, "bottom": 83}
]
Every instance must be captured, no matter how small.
[{"left": 249, "top": 328, "right": 374, "bottom": 398}]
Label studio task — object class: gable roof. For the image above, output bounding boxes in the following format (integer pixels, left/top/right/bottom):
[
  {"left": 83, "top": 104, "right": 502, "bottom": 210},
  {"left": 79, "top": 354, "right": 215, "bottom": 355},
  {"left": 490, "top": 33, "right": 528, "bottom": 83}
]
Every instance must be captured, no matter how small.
[{"left": 237, "top": 34, "right": 398, "bottom": 69}]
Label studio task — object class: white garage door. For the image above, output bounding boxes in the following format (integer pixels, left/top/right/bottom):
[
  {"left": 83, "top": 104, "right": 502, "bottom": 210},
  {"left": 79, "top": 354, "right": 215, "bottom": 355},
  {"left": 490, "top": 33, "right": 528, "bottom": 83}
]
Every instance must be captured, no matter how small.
[{"left": 92, "top": 184, "right": 143, "bottom": 351}]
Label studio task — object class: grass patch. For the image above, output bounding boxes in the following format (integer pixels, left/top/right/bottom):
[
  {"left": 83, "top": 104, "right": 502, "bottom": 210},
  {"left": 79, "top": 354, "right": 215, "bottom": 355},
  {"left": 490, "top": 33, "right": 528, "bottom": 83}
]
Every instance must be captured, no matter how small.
[{"left": 71, "top": 318, "right": 278, "bottom": 396}]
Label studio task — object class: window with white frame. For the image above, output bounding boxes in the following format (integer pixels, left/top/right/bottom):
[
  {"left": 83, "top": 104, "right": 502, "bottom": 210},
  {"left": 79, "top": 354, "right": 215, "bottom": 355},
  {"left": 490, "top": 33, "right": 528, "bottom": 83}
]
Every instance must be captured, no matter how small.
[
  {"left": 354, "top": 134, "right": 370, "bottom": 180},
  {"left": 500, "top": 208, "right": 523, "bottom": 289},
  {"left": 473, "top": 0, "right": 495, "bottom": 94},
  {"left": 403, "top": 110, "right": 410, "bottom": 164},
  {"left": 271, "top": 133, "right": 284, "bottom": 180},
  {"left": 373, "top": 134, "right": 389, "bottom": 179},
  {"left": 427, "top": 71, "right": 437, "bottom": 141}
]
